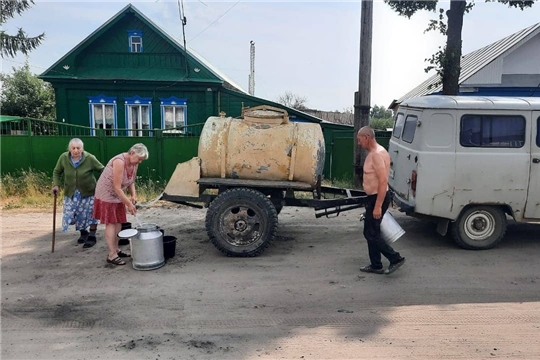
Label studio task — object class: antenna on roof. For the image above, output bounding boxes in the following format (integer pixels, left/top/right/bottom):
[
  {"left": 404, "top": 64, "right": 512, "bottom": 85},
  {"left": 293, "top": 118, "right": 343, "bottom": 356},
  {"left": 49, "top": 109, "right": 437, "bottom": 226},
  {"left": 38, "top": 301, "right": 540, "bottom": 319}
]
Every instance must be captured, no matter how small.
[
  {"left": 249, "top": 40, "right": 255, "bottom": 96},
  {"left": 178, "top": 0, "right": 189, "bottom": 79}
]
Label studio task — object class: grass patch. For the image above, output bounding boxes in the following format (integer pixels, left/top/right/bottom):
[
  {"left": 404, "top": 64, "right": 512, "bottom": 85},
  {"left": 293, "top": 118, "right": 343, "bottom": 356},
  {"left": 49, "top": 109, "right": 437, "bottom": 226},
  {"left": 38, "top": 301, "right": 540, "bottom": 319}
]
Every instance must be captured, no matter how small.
[
  {"left": 1, "top": 169, "right": 356, "bottom": 210},
  {"left": 1, "top": 169, "right": 53, "bottom": 209},
  {"left": 328, "top": 177, "right": 355, "bottom": 189},
  {"left": 135, "top": 177, "right": 166, "bottom": 203},
  {"left": 1, "top": 169, "right": 165, "bottom": 210}
]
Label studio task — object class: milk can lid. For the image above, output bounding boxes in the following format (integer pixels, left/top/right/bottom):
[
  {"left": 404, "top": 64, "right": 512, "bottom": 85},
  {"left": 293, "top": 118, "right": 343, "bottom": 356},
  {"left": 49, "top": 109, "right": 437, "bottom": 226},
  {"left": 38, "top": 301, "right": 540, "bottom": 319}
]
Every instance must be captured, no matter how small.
[{"left": 118, "top": 228, "right": 138, "bottom": 238}]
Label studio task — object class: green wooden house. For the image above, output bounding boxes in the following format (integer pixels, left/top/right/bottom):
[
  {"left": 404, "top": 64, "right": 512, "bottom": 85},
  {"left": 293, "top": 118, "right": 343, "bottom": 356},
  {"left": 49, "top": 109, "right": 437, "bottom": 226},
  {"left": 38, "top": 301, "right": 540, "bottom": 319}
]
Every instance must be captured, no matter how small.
[
  {"left": 39, "top": 3, "right": 342, "bottom": 132},
  {"left": 38, "top": 3, "right": 354, "bottom": 179}
]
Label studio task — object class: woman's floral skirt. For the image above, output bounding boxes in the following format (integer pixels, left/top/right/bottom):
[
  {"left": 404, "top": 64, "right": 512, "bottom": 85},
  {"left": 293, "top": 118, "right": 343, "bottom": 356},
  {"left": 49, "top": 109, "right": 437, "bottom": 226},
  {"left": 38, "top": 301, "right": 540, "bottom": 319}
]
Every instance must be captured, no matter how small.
[{"left": 62, "top": 190, "right": 99, "bottom": 231}]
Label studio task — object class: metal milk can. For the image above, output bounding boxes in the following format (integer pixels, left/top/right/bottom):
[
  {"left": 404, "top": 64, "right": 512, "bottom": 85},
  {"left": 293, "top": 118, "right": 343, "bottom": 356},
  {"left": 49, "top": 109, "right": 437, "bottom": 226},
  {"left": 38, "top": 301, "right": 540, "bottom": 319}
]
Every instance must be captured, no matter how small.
[
  {"left": 118, "top": 223, "right": 165, "bottom": 271},
  {"left": 380, "top": 212, "right": 405, "bottom": 244},
  {"left": 359, "top": 211, "right": 406, "bottom": 244}
]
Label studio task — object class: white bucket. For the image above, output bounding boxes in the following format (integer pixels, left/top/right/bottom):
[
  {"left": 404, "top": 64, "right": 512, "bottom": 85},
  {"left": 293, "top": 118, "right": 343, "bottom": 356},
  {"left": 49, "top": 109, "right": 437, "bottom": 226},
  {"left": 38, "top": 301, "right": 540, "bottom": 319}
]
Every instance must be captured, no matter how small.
[{"left": 380, "top": 212, "right": 405, "bottom": 244}]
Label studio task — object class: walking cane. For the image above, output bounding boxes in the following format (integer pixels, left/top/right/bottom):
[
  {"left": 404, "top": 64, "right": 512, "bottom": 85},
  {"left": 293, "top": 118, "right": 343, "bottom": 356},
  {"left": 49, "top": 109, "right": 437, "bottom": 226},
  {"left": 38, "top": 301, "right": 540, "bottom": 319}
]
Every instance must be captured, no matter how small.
[{"left": 52, "top": 189, "right": 57, "bottom": 253}]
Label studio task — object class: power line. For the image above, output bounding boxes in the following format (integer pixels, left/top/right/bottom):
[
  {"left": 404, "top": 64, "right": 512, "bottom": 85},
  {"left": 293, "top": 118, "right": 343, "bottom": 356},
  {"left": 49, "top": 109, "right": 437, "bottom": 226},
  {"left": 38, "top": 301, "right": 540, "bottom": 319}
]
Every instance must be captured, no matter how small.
[{"left": 188, "top": 0, "right": 241, "bottom": 43}]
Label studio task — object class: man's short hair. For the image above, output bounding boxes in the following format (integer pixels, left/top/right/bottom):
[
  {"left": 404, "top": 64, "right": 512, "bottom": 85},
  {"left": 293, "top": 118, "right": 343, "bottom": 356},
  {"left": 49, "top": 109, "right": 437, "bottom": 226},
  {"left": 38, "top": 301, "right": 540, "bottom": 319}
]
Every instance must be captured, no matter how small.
[{"left": 358, "top": 126, "right": 375, "bottom": 139}]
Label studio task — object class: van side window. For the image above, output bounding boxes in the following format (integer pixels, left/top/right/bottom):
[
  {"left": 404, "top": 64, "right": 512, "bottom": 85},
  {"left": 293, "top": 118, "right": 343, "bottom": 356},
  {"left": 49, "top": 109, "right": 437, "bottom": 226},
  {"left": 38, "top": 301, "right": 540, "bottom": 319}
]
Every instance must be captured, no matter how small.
[
  {"left": 402, "top": 115, "right": 418, "bottom": 143},
  {"left": 537, "top": 117, "right": 540, "bottom": 147},
  {"left": 392, "top": 113, "right": 405, "bottom": 139},
  {"left": 460, "top": 115, "right": 525, "bottom": 148}
]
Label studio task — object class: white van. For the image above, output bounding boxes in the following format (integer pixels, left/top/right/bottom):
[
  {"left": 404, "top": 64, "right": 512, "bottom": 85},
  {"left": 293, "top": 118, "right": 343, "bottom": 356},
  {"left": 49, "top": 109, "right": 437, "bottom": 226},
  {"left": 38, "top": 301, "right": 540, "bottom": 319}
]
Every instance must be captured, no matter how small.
[{"left": 389, "top": 96, "right": 540, "bottom": 249}]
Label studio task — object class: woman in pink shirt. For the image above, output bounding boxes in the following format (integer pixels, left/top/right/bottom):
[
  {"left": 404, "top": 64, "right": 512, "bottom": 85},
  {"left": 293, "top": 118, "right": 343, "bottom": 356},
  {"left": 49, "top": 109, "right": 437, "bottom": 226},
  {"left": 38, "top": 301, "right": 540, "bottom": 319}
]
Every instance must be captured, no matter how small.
[{"left": 93, "top": 143, "right": 149, "bottom": 266}]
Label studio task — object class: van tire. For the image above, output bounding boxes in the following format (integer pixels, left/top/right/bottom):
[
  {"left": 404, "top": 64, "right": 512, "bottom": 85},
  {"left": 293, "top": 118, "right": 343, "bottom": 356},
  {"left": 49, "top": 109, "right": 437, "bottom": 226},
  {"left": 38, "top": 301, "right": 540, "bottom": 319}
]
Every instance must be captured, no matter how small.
[{"left": 451, "top": 206, "right": 506, "bottom": 250}]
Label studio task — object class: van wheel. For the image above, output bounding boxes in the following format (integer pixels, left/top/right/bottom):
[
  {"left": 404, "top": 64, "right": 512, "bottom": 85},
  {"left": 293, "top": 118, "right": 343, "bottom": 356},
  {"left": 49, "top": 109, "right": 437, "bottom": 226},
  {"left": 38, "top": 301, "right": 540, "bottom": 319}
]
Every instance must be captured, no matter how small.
[{"left": 451, "top": 206, "right": 506, "bottom": 250}]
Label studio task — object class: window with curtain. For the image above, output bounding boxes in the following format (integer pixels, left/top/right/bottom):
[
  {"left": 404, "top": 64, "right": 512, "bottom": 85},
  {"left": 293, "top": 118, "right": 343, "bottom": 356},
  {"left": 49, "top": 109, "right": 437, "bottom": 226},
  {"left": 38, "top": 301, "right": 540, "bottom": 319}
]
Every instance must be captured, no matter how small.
[
  {"left": 124, "top": 96, "right": 152, "bottom": 137},
  {"left": 127, "top": 104, "right": 150, "bottom": 137},
  {"left": 160, "top": 97, "right": 187, "bottom": 133},
  {"left": 163, "top": 106, "right": 185, "bottom": 129},
  {"left": 88, "top": 95, "right": 117, "bottom": 136},
  {"left": 460, "top": 115, "right": 525, "bottom": 148}
]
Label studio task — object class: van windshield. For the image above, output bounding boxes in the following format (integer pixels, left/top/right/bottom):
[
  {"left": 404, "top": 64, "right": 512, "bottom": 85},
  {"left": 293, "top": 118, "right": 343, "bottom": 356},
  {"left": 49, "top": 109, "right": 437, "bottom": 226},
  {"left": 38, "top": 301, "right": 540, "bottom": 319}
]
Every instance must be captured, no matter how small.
[{"left": 393, "top": 113, "right": 405, "bottom": 138}]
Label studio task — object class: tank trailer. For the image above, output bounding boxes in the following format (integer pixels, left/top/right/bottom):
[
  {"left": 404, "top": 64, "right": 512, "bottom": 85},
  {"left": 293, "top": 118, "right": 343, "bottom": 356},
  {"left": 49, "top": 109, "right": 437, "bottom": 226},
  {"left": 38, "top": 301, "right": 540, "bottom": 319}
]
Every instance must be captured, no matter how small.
[{"left": 162, "top": 106, "right": 369, "bottom": 256}]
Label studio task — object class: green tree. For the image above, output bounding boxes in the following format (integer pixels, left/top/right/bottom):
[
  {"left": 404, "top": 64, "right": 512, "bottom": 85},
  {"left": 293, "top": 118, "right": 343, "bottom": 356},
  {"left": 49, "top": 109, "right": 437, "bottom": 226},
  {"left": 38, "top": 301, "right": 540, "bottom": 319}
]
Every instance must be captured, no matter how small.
[
  {"left": 369, "top": 104, "right": 393, "bottom": 130},
  {"left": 385, "top": 0, "right": 536, "bottom": 95},
  {"left": 370, "top": 104, "right": 392, "bottom": 119},
  {"left": 0, "top": 61, "right": 56, "bottom": 120},
  {"left": 1, "top": 0, "right": 44, "bottom": 58}
]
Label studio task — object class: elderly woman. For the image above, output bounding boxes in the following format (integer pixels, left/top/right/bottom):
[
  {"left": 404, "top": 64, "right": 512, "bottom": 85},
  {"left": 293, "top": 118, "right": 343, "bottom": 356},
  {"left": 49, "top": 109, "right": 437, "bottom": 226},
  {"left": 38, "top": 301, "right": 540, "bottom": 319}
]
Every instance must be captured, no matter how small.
[
  {"left": 93, "top": 143, "right": 149, "bottom": 266},
  {"left": 52, "top": 138, "right": 104, "bottom": 248}
]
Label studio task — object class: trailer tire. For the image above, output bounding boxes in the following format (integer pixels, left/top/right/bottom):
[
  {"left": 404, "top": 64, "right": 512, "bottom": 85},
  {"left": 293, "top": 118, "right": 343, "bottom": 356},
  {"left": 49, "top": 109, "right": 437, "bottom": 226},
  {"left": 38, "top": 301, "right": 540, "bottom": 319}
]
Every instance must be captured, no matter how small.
[
  {"left": 205, "top": 188, "right": 278, "bottom": 257},
  {"left": 451, "top": 206, "right": 506, "bottom": 250}
]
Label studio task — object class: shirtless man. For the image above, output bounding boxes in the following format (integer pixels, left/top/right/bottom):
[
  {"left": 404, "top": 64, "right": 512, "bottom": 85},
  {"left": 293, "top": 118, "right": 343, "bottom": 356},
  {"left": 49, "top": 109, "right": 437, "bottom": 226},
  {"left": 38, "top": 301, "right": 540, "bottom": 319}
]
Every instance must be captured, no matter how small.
[{"left": 357, "top": 126, "right": 405, "bottom": 275}]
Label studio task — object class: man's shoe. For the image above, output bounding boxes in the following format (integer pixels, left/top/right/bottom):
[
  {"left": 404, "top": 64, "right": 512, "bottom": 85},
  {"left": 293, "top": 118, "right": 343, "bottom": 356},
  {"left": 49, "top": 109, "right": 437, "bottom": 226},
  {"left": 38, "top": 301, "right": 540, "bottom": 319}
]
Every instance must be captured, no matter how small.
[
  {"left": 360, "top": 265, "right": 385, "bottom": 274},
  {"left": 385, "top": 257, "right": 406, "bottom": 275}
]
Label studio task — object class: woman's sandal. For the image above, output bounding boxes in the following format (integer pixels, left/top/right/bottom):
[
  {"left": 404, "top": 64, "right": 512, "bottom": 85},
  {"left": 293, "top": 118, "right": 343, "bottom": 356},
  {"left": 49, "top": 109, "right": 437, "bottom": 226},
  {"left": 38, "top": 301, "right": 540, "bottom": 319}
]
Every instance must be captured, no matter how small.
[
  {"left": 107, "top": 256, "right": 126, "bottom": 266},
  {"left": 117, "top": 250, "right": 131, "bottom": 258}
]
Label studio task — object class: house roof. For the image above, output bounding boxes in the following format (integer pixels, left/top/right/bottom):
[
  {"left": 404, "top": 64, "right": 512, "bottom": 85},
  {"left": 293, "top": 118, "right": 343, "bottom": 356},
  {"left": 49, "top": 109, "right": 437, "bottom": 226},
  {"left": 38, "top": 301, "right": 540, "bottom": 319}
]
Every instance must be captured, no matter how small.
[
  {"left": 39, "top": 3, "right": 247, "bottom": 93},
  {"left": 389, "top": 22, "right": 540, "bottom": 109}
]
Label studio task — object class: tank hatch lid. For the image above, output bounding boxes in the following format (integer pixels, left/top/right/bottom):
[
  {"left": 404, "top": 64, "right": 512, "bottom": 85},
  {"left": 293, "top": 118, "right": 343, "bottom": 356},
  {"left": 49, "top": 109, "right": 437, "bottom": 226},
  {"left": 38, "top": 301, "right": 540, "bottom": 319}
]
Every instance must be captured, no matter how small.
[{"left": 242, "top": 105, "right": 289, "bottom": 125}]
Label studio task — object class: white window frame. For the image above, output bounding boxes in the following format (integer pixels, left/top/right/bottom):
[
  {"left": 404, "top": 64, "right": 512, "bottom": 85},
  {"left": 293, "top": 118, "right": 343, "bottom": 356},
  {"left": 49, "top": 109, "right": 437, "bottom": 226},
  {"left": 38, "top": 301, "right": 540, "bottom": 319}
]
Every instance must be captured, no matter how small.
[
  {"left": 160, "top": 97, "right": 188, "bottom": 133},
  {"left": 130, "top": 36, "right": 142, "bottom": 53},
  {"left": 88, "top": 95, "right": 117, "bottom": 136},
  {"left": 124, "top": 96, "right": 152, "bottom": 137},
  {"left": 128, "top": 30, "right": 143, "bottom": 53}
]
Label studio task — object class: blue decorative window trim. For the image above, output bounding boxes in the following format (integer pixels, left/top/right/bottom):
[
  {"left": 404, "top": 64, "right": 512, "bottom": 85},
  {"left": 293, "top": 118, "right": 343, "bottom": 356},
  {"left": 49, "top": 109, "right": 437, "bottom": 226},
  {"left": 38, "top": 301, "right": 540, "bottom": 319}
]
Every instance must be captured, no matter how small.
[
  {"left": 160, "top": 96, "right": 188, "bottom": 131},
  {"left": 88, "top": 94, "right": 117, "bottom": 136},
  {"left": 160, "top": 96, "right": 187, "bottom": 106},
  {"left": 124, "top": 95, "right": 152, "bottom": 105},
  {"left": 128, "top": 30, "right": 143, "bottom": 53},
  {"left": 124, "top": 96, "right": 152, "bottom": 137}
]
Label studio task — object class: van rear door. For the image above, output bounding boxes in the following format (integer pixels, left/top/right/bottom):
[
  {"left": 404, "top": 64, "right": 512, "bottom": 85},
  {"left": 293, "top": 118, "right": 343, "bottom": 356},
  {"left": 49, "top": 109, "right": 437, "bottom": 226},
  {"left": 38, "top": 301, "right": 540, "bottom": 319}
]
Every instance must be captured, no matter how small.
[
  {"left": 388, "top": 110, "right": 421, "bottom": 203},
  {"left": 524, "top": 111, "right": 540, "bottom": 219}
]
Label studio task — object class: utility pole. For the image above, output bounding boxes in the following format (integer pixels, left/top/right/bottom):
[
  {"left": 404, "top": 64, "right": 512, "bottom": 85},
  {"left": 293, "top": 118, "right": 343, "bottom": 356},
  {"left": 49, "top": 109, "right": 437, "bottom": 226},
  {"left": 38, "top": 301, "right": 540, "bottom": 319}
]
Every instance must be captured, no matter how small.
[
  {"left": 353, "top": 0, "right": 373, "bottom": 189},
  {"left": 249, "top": 40, "right": 255, "bottom": 96}
]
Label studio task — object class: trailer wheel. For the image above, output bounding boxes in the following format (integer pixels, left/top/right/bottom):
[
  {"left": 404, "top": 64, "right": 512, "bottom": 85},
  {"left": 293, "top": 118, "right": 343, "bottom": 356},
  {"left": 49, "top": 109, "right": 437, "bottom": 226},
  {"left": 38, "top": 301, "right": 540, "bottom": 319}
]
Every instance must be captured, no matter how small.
[
  {"left": 205, "top": 188, "right": 278, "bottom": 257},
  {"left": 451, "top": 206, "right": 507, "bottom": 250}
]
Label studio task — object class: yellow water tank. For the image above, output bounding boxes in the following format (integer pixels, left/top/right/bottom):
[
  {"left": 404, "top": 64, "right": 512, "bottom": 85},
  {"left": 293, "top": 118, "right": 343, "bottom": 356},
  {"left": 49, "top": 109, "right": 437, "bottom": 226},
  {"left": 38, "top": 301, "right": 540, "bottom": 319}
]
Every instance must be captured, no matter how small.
[{"left": 198, "top": 106, "right": 325, "bottom": 187}]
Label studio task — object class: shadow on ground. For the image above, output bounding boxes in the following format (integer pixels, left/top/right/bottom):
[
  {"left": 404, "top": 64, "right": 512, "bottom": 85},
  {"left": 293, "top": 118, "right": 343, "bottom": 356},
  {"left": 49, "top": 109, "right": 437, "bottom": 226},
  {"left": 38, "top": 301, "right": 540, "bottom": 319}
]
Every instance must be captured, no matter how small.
[{"left": 2, "top": 206, "right": 540, "bottom": 359}]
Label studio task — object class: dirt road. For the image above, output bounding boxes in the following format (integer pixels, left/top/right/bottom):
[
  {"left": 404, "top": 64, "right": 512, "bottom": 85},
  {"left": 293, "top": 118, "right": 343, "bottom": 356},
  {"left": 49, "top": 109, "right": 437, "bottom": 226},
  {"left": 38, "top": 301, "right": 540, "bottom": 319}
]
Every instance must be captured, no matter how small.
[{"left": 2, "top": 203, "right": 540, "bottom": 359}]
